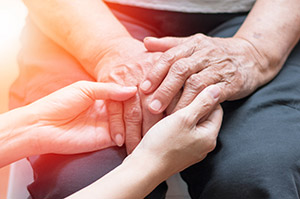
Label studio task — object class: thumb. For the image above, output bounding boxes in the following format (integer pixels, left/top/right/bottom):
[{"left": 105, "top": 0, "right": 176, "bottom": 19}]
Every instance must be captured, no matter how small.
[
  {"left": 144, "top": 36, "right": 187, "bottom": 52},
  {"left": 178, "top": 85, "right": 221, "bottom": 126},
  {"left": 73, "top": 81, "right": 137, "bottom": 101}
]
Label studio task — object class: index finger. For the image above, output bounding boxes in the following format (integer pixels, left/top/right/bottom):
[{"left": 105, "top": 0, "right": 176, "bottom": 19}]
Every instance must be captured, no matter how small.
[
  {"left": 124, "top": 93, "right": 143, "bottom": 154},
  {"left": 74, "top": 81, "right": 137, "bottom": 101},
  {"left": 140, "top": 42, "right": 196, "bottom": 94}
]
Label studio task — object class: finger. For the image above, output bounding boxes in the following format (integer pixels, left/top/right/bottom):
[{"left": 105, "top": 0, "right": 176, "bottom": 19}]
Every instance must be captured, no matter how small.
[
  {"left": 144, "top": 36, "right": 188, "bottom": 52},
  {"left": 148, "top": 54, "right": 209, "bottom": 113},
  {"left": 140, "top": 41, "right": 196, "bottom": 94},
  {"left": 196, "top": 105, "right": 223, "bottom": 138},
  {"left": 217, "top": 81, "right": 240, "bottom": 102},
  {"left": 107, "top": 101, "right": 125, "bottom": 147},
  {"left": 177, "top": 85, "right": 221, "bottom": 126},
  {"left": 73, "top": 81, "right": 137, "bottom": 101},
  {"left": 193, "top": 105, "right": 223, "bottom": 154},
  {"left": 166, "top": 89, "right": 182, "bottom": 115},
  {"left": 124, "top": 93, "right": 143, "bottom": 154},
  {"left": 142, "top": 110, "right": 162, "bottom": 136},
  {"left": 139, "top": 91, "right": 163, "bottom": 136},
  {"left": 174, "top": 70, "right": 220, "bottom": 112}
]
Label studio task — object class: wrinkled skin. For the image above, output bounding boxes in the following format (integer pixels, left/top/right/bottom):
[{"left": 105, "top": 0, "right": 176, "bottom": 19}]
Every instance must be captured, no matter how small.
[
  {"left": 141, "top": 34, "right": 272, "bottom": 114},
  {"left": 95, "top": 37, "right": 164, "bottom": 153}
]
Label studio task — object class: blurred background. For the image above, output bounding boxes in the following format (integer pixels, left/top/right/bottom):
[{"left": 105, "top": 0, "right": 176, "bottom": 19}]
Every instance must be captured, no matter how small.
[{"left": 0, "top": 0, "right": 27, "bottom": 198}]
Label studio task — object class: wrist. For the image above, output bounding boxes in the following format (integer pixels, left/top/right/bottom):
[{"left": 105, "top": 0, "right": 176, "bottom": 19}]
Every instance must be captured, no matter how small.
[
  {"left": 233, "top": 35, "right": 280, "bottom": 86},
  {"left": 20, "top": 104, "right": 42, "bottom": 155},
  {"left": 80, "top": 34, "right": 133, "bottom": 77},
  {"left": 0, "top": 106, "right": 38, "bottom": 166},
  {"left": 115, "top": 150, "right": 171, "bottom": 197},
  {"left": 128, "top": 149, "right": 172, "bottom": 181},
  {"left": 13, "top": 106, "right": 39, "bottom": 156},
  {"left": 68, "top": 147, "right": 172, "bottom": 198},
  {"left": 234, "top": 34, "right": 279, "bottom": 65}
]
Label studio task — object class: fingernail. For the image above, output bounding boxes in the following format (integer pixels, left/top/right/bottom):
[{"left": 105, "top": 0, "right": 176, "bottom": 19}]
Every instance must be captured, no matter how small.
[
  {"left": 149, "top": 99, "right": 162, "bottom": 112},
  {"left": 114, "top": 134, "right": 123, "bottom": 147},
  {"left": 145, "top": 37, "right": 158, "bottom": 41},
  {"left": 144, "top": 37, "right": 150, "bottom": 41},
  {"left": 140, "top": 80, "right": 152, "bottom": 92},
  {"left": 123, "top": 86, "right": 137, "bottom": 92},
  {"left": 207, "top": 85, "right": 220, "bottom": 99}
]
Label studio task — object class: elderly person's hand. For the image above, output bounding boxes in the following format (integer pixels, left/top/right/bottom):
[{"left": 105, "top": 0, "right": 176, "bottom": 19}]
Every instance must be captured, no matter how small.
[
  {"left": 96, "top": 37, "right": 164, "bottom": 154},
  {"left": 25, "top": 81, "right": 137, "bottom": 155},
  {"left": 140, "top": 34, "right": 270, "bottom": 113}
]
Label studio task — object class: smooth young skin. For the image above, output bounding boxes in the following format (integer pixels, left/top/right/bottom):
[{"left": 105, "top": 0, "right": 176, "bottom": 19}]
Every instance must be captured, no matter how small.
[
  {"left": 68, "top": 85, "right": 223, "bottom": 199},
  {"left": 140, "top": 0, "right": 300, "bottom": 113},
  {"left": 0, "top": 83, "right": 222, "bottom": 198},
  {"left": 0, "top": 81, "right": 137, "bottom": 167},
  {"left": 22, "top": 0, "right": 162, "bottom": 154}
]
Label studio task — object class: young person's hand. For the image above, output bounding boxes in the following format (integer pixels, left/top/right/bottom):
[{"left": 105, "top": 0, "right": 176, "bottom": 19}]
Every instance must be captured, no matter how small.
[
  {"left": 68, "top": 85, "right": 223, "bottom": 199},
  {"left": 131, "top": 85, "right": 223, "bottom": 176},
  {"left": 25, "top": 81, "right": 137, "bottom": 155}
]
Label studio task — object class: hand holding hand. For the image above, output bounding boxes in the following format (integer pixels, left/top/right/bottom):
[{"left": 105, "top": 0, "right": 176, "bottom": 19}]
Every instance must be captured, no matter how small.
[
  {"left": 131, "top": 85, "right": 223, "bottom": 176},
  {"left": 26, "top": 81, "right": 136, "bottom": 155},
  {"left": 96, "top": 37, "right": 163, "bottom": 153}
]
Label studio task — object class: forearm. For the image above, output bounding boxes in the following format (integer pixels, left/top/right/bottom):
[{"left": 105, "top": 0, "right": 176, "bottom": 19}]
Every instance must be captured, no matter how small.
[
  {"left": 68, "top": 151, "right": 170, "bottom": 199},
  {"left": 23, "top": 0, "right": 131, "bottom": 77},
  {"left": 0, "top": 107, "right": 37, "bottom": 168},
  {"left": 235, "top": 0, "right": 300, "bottom": 83}
]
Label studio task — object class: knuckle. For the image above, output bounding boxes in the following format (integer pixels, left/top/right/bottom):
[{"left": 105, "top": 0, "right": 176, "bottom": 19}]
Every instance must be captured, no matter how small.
[
  {"left": 186, "top": 75, "right": 206, "bottom": 91},
  {"left": 171, "top": 60, "right": 191, "bottom": 78},
  {"left": 193, "top": 33, "right": 205, "bottom": 43},
  {"left": 200, "top": 98, "right": 214, "bottom": 113},
  {"left": 160, "top": 52, "right": 175, "bottom": 64},
  {"left": 157, "top": 83, "right": 174, "bottom": 98},
  {"left": 148, "top": 71, "right": 161, "bottom": 83},
  {"left": 109, "top": 113, "right": 123, "bottom": 124},
  {"left": 71, "top": 81, "right": 96, "bottom": 99},
  {"left": 124, "top": 106, "right": 142, "bottom": 123},
  {"left": 110, "top": 124, "right": 124, "bottom": 135},
  {"left": 203, "top": 96, "right": 214, "bottom": 108},
  {"left": 177, "top": 112, "right": 194, "bottom": 126}
]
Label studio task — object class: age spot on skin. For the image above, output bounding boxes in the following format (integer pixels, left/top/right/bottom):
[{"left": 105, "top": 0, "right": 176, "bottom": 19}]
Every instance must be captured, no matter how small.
[{"left": 253, "top": 32, "right": 262, "bottom": 39}]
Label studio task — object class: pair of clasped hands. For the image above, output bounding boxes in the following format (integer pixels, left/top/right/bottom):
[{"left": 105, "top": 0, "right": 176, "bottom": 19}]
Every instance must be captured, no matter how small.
[
  {"left": 30, "top": 31, "right": 268, "bottom": 167},
  {"left": 28, "top": 35, "right": 258, "bottom": 171},
  {"left": 92, "top": 32, "right": 265, "bottom": 155}
]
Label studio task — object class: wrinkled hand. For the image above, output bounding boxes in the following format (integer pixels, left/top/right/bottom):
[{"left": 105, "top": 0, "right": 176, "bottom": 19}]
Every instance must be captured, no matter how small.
[
  {"left": 27, "top": 81, "right": 136, "bottom": 154},
  {"left": 96, "top": 37, "right": 163, "bottom": 153},
  {"left": 140, "top": 34, "right": 268, "bottom": 113},
  {"left": 132, "top": 85, "right": 223, "bottom": 175}
]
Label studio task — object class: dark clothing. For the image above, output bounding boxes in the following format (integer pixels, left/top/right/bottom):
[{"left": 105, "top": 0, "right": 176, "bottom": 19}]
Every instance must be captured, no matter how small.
[{"left": 9, "top": 3, "right": 300, "bottom": 199}]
